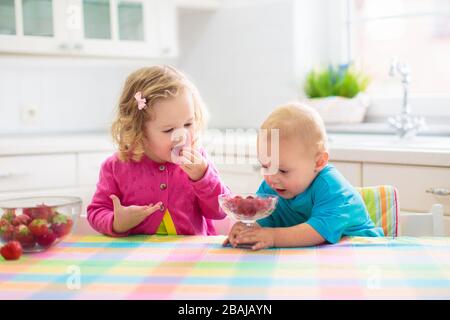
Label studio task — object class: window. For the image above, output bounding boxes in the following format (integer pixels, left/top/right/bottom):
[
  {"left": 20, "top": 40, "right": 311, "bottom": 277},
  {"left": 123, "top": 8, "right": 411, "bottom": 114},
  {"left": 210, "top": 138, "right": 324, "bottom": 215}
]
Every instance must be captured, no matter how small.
[{"left": 346, "top": 0, "right": 450, "bottom": 120}]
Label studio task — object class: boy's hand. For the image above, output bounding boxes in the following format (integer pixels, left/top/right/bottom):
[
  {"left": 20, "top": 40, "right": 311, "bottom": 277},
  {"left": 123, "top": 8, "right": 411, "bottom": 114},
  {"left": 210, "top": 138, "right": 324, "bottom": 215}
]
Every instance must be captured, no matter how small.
[
  {"left": 110, "top": 195, "right": 162, "bottom": 234},
  {"left": 179, "top": 147, "right": 208, "bottom": 181},
  {"left": 235, "top": 227, "right": 275, "bottom": 250},
  {"left": 222, "top": 222, "right": 260, "bottom": 247}
]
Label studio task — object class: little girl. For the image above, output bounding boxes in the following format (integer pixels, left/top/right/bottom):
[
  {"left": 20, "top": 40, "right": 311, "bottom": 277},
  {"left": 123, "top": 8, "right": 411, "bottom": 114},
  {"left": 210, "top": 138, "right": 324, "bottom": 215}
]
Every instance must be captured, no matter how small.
[{"left": 87, "top": 65, "right": 230, "bottom": 236}]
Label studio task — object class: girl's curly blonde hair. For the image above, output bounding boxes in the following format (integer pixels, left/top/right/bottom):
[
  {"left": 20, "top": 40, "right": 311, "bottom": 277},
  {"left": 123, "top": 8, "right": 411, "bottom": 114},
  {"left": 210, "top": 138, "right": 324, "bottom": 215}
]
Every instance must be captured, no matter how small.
[{"left": 111, "top": 65, "right": 208, "bottom": 162}]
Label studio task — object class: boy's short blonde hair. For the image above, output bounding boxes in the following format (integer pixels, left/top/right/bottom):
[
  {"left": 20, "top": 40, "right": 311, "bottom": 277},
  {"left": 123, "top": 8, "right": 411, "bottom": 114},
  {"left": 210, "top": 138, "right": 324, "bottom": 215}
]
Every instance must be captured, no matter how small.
[
  {"left": 261, "top": 102, "right": 328, "bottom": 156},
  {"left": 111, "top": 65, "right": 208, "bottom": 162}
]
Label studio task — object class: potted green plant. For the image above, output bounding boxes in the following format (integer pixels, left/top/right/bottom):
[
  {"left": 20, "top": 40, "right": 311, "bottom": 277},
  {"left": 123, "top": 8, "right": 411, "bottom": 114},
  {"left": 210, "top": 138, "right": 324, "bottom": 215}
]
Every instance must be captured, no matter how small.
[{"left": 302, "top": 64, "right": 371, "bottom": 124}]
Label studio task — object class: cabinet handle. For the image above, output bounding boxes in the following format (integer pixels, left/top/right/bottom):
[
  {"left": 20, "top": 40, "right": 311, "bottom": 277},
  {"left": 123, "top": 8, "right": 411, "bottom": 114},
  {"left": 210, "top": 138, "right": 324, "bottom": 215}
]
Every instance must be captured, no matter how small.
[
  {"left": 0, "top": 172, "right": 13, "bottom": 179},
  {"left": 161, "top": 47, "right": 172, "bottom": 55},
  {"left": 59, "top": 43, "right": 69, "bottom": 50},
  {"left": 426, "top": 188, "right": 450, "bottom": 196},
  {"left": 0, "top": 172, "right": 28, "bottom": 179},
  {"left": 73, "top": 43, "right": 83, "bottom": 50}
]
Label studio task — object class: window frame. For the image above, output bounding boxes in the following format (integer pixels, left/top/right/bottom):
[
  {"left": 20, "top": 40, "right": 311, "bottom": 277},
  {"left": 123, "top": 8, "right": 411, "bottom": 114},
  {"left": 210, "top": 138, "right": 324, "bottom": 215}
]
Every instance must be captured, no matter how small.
[{"left": 339, "top": 0, "right": 450, "bottom": 122}]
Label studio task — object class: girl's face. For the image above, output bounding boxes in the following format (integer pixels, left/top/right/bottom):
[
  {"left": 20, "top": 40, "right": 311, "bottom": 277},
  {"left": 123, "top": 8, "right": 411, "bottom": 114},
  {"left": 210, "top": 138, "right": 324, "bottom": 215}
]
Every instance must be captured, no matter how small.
[{"left": 143, "top": 89, "right": 196, "bottom": 163}]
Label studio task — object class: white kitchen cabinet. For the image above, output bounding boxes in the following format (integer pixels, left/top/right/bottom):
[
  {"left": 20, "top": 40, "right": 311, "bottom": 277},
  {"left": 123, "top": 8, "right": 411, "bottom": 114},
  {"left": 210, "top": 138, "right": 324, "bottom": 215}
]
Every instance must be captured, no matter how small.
[
  {"left": 215, "top": 160, "right": 362, "bottom": 194},
  {"left": 0, "top": 154, "right": 77, "bottom": 192},
  {"left": 0, "top": 0, "right": 65, "bottom": 55},
  {"left": 215, "top": 162, "right": 262, "bottom": 194},
  {"left": 0, "top": 0, "right": 177, "bottom": 58},
  {"left": 175, "top": 0, "right": 220, "bottom": 10},
  {"left": 0, "top": 151, "right": 112, "bottom": 217},
  {"left": 363, "top": 163, "right": 450, "bottom": 215},
  {"left": 0, "top": 133, "right": 448, "bottom": 236},
  {"left": 215, "top": 160, "right": 363, "bottom": 194},
  {"left": 77, "top": 151, "right": 111, "bottom": 186},
  {"left": 329, "top": 161, "right": 362, "bottom": 187}
]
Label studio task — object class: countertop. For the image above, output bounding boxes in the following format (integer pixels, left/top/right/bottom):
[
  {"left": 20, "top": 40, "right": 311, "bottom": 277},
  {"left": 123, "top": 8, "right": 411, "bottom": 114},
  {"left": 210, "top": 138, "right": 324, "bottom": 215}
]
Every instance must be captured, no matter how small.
[
  {"left": 0, "top": 132, "right": 115, "bottom": 155},
  {"left": 326, "top": 122, "right": 450, "bottom": 136},
  {"left": 0, "top": 131, "right": 449, "bottom": 167}
]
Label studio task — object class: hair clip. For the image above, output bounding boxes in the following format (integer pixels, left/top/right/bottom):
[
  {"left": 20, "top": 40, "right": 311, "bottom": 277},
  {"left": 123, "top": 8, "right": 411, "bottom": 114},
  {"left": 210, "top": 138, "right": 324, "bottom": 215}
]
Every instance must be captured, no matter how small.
[{"left": 134, "top": 92, "right": 147, "bottom": 110}]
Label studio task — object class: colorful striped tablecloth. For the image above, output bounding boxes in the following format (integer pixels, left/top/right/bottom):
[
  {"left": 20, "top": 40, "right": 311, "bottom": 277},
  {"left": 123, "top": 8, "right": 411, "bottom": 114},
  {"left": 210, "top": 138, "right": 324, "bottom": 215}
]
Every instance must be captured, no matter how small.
[{"left": 1, "top": 235, "right": 449, "bottom": 299}]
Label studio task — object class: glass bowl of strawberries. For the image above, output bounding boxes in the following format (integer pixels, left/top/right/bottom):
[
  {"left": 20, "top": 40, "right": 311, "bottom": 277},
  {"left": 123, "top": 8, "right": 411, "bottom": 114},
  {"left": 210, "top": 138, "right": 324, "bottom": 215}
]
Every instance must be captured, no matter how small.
[
  {"left": 218, "top": 193, "right": 278, "bottom": 227},
  {"left": 0, "top": 196, "right": 81, "bottom": 253}
]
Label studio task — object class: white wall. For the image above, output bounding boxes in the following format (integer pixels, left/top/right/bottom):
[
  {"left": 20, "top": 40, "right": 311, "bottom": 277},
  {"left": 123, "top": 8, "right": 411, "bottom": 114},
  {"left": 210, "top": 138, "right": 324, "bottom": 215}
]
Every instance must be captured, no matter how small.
[
  {"left": 0, "top": 56, "right": 175, "bottom": 135},
  {"left": 177, "top": 0, "right": 331, "bottom": 129},
  {"left": 0, "top": 0, "right": 331, "bottom": 134}
]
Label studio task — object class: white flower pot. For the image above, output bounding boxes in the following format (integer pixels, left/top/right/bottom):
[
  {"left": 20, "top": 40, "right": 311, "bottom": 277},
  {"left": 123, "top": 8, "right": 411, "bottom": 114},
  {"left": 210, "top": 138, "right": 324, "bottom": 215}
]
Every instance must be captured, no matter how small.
[{"left": 302, "top": 93, "right": 370, "bottom": 124}]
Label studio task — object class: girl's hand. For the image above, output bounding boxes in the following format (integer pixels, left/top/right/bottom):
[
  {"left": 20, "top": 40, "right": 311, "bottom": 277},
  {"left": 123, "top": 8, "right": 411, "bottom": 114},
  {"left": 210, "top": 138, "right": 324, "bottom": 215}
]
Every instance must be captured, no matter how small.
[
  {"left": 235, "top": 227, "right": 275, "bottom": 251},
  {"left": 222, "top": 222, "right": 260, "bottom": 247},
  {"left": 110, "top": 195, "right": 162, "bottom": 234},
  {"left": 179, "top": 147, "right": 208, "bottom": 181}
]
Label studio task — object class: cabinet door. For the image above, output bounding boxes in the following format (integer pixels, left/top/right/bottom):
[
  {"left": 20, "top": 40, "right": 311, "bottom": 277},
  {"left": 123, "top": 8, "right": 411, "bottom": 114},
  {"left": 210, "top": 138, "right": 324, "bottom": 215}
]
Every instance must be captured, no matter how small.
[
  {"left": 329, "top": 161, "right": 362, "bottom": 187},
  {"left": 0, "top": 154, "right": 77, "bottom": 192},
  {"left": 0, "top": 0, "right": 16, "bottom": 35},
  {"left": 77, "top": 152, "right": 111, "bottom": 186},
  {"left": 215, "top": 163, "right": 263, "bottom": 194},
  {"left": 22, "top": 0, "right": 54, "bottom": 37},
  {"left": 154, "top": 0, "right": 177, "bottom": 57},
  {"left": 363, "top": 163, "right": 450, "bottom": 215},
  {"left": 0, "top": 0, "right": 66, "bottom": 54},
  {"left": 0, "top": 0, "right": 177, "bottom": 58},
  {"left": 70, "top": 0, "right": 166, "bottom": 58}
]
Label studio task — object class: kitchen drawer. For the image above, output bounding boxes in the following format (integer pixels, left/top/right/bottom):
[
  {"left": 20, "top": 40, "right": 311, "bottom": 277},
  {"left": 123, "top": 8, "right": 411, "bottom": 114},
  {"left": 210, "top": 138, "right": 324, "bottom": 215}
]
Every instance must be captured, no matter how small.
[
  {"left": 215, "top": 162, "right": 262, "bottom": 194},
  {"left": 0, "top": 154, "right": 77, "bottom": 192},
  {"left": 330, "top": 161, "right": 362, "bottom": 187},
  {"left": 78, "top": 152, "right": 112, "bottom": 186},
  {"left": 363, "top": 163, "right": 450, "bottom": 214}
]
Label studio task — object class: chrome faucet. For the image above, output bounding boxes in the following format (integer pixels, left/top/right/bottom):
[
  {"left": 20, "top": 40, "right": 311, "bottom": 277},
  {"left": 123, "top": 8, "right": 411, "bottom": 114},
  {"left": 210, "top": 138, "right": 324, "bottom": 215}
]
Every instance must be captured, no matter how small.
[{"left": 387, "top": 57, "right": 426, "bottom": 139}]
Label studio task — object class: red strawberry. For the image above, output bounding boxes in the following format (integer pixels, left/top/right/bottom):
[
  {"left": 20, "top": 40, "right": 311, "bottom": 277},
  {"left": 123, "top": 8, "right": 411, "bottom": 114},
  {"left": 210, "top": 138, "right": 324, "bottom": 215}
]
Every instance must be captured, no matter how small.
[
  {"left": 254, "top": 198, "right": 269, "bottom": 211},
  {"left": 40, "top": 205, "right": 56, "bottom": 221},
  {"left": 1, "top": 241, "right": 22, "bottom": 260},
  {"left": 1, "top": 210, "right": 16, "bottom": 223},
  {"left": 227, "top": 196, "right": 244, "bottom": 210},
  {"left": 0, "top": 220, "right": 14, "bottom": 242},
  {"left": 51, "top": 214, "right": 73, "bottom": 238},
  {"left": 13, "top": 225, "right": 35, "bottom": 249},
  {"left": 28, "top": 219, "right": 50, "bottom": 237},
  {"left": 23, "top": 204, "right": 55, "bottom": 221},
  {"left": 36, "top": 231, "right": 56, "bottom": 248},
  {"left": 12, "top": 214, "right": 31, "bottom": 226},
  {"left": 224, "top": 195, "right": 274, "bottom": 217},
  {"left": 21, "top": 207, "right": 33, "bottom": 218},
  {"left": 237, "top": 200, "right": 256, "bottom": 216}
]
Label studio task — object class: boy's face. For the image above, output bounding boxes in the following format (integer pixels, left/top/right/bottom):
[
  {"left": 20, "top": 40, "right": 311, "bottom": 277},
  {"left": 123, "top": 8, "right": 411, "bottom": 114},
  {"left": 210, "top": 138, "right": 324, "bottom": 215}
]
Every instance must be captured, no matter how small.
[
  {"left": 258, "top": 136, "right": 327, "bottom": 199},
  {"left": 143, "top": 89, "right": 196, "bottom": 163}
]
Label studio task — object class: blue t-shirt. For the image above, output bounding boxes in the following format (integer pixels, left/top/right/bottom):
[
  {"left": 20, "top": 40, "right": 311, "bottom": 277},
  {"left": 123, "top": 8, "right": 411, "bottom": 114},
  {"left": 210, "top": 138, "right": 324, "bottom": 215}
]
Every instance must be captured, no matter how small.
[{"left": 257, "top": 164, "right": 384, "bottom": 243}]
